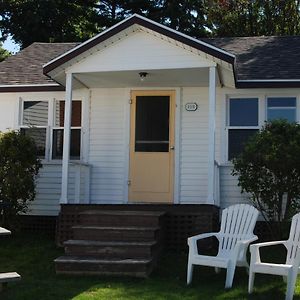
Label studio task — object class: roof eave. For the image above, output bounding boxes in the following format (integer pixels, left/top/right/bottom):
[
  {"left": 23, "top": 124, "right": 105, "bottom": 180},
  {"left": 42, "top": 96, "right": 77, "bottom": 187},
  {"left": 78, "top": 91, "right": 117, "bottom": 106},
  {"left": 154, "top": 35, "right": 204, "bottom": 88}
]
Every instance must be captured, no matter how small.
[
  {"left": 237, "top": 80, "right": 300, "bottom": 88},
  {"left": 0, "top": 84, "right": 65, "bottom": 93}
]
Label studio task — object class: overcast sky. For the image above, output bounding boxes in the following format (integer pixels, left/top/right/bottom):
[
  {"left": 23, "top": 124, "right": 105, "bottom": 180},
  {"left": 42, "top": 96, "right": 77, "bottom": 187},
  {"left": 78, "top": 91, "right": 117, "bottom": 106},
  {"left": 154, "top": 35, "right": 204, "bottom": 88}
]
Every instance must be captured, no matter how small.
[{"left": 3, "top": 36, "right": 20, "bottom": 53}]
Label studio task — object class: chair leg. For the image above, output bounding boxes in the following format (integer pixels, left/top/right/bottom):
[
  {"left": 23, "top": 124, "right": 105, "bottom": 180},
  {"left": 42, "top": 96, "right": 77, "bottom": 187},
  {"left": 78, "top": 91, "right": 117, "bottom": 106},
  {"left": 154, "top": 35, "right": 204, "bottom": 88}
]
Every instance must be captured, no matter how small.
[
  {"left": 285, "top": 270, "right": 298, "bottom": 300},
  {"left": 187, "top": 262, "right": 194, "bottom": 285},
  {"left": 248, "top": 270, "right": 255, "bottom": 294},
  {"left": 225, "top": 264, "right": 236, "bottom": 289}
]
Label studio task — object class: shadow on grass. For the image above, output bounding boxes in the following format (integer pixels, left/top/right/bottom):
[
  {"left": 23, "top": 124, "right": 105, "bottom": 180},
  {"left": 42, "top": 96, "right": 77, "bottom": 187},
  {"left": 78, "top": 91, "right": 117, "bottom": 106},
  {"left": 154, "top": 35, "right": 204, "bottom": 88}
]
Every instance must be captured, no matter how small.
[{"left": 0, "top": 233, "right": 299, "bottom": 300}]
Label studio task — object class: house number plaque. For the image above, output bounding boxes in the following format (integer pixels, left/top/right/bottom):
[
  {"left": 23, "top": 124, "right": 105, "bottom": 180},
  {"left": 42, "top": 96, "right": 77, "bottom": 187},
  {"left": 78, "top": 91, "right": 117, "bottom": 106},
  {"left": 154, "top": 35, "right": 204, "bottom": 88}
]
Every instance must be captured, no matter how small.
[{"left": 185, "top": 103, "right": 198, "bottom": 111}]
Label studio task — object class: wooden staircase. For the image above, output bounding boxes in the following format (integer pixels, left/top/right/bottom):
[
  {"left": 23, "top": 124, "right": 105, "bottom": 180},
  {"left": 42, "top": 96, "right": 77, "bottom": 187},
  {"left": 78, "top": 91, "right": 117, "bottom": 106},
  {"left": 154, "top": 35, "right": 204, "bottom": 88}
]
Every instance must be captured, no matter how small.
[{"left": 55, "top": 210, "right": 165, "bottom": 278}]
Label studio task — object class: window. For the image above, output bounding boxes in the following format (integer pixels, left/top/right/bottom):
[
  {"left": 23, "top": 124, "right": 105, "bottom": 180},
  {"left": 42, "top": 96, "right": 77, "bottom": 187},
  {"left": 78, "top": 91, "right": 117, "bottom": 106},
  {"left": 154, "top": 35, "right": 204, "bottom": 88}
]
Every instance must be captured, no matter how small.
[
  {"left": 20, "top": 99, "right": 82, "bottom": 160},
  {"left": 227, "top": 98, "right": 259, "bottom": 160},
  {"left": 52, "top": 100, "right": 82, "bottom": 159},
  {"left": 267, "top": 97, "right": 296, "bottom": 122},
  {"left": 20, "top": 101, "right": 49, "bottom": 158}
]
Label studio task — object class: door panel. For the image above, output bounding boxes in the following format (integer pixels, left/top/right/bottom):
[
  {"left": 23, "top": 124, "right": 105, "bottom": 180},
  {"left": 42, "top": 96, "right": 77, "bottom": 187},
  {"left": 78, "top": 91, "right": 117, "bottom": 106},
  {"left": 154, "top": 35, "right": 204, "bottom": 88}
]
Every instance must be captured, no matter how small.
[{"left": 129, "top": 90, "right": 175, "bottom": 203}]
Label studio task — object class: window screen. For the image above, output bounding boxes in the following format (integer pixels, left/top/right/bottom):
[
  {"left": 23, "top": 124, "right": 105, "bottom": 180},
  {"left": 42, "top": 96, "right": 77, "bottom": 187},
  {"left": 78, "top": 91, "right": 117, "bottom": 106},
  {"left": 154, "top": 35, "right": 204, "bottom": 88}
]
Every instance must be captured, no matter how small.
[
  {"left": 135, "top": 96, "right": 170, "bottom": 152},
  {"left": 228, "top": 98, "right": 259, "bottom": 160},
  {"left": 228, "top": 129, "right": 258, "bottom": 160},
  {"left": 23, "top": 101, "right": 48, "bottom": 126},
  {"left": 21, "top": 128, "right": 47, "bottom": 158},
  {"left": 52, "top": 129, "right": 81, "bottom": 160}
]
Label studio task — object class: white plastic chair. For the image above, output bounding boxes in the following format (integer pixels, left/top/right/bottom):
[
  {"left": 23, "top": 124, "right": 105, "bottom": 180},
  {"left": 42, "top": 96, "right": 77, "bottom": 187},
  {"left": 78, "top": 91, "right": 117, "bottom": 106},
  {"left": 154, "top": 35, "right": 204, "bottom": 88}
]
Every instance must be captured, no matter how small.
[
  {"left": 187, "top": 204, "right": 259, "bottom": 288},
  {"left": 248, "top": 212, "right": 300, "bottom": 300}
]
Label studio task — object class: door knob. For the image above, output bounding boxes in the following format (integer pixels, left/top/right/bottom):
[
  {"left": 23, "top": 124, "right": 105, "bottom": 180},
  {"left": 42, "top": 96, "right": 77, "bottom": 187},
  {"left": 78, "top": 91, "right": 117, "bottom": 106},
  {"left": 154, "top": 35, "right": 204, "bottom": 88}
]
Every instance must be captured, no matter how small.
[{"left": 170, "top": 146, "right": 175, "bottom": 150}]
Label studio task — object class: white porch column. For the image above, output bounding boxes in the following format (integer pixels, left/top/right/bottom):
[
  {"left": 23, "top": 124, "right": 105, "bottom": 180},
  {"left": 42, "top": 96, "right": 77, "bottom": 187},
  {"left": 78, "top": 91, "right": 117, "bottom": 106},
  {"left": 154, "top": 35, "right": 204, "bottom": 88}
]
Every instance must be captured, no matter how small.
[
  {"left": 207, "top": 66, "right": 216, "bottom": 204},
  {"left": 60, "top": 73, "right": 73, "bottom": 204}
]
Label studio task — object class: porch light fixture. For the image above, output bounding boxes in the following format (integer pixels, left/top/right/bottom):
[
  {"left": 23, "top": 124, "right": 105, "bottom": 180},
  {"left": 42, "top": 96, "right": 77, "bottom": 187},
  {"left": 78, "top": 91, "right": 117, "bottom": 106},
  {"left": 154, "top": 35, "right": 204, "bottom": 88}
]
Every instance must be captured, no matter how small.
[{"left": 139, "top": 72, "right": 148, "bottom": 82}]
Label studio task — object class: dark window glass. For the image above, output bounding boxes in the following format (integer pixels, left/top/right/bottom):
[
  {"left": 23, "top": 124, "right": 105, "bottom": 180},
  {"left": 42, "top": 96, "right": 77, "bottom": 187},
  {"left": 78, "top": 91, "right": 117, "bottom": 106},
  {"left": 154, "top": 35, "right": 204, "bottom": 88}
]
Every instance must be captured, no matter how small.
[
  {"left": 54, "top": 100, "right": 82, "bottom": 127},
  {"left": 228, "top": 129, "right": 258, "bottom": 160},
  {"left": 268, "top": 110, "right": 296, "bottom": 122},
  {"left": 135, "top": 96, "right": 170, "bottom": 152},
  {"left": 229, "top": 98, "right": 258, "bottom": 126},
  {"left": 52, "top": 129, "right": 81, "bottom": 159},
  {"left": 23, "top": 101, "right": 48, "bottom": 126},
  {"left": 21, "top": 128, "right": 46, "bottom": 158},
  {"left": 267, "top": 97, "right": 296, "bottom": 122},
  {"left": 268, "top": 97, "right": 296, "bottom": 107}
]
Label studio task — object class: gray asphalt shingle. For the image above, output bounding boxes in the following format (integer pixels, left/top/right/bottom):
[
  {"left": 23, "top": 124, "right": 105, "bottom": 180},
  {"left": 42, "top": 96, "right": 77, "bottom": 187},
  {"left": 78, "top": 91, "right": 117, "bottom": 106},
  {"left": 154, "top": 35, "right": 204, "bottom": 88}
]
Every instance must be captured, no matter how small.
[
  {"left": 0, "top": 36, "right": 299, "bottom": 85},
  {"left": 203, "top": 36, "right": 300, "bottom": 80},
  {"left": 0, "top": 42, "right": 79, "bottom": 85}
]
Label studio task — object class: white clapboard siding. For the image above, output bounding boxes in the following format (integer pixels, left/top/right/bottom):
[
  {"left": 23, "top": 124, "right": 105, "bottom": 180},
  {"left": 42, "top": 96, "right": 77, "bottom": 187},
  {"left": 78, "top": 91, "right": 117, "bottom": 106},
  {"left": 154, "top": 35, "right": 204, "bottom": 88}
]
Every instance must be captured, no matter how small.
[
  {"left": 219, "top": 165, "right": 250, "bottom": 209},
  {"left": 28, "top": 163, "right": 89, "bottom": 215},
  {"left": 88, "top": 88, "right": 127, "bottom": 204},
  {"left": 179, "top": 87, "right": 210, "bottom": 203},
  {"left": 69, "top": 31, "right": 214, "bottom": 74},
  {"left": 0, "top": 93, "right": 16, "bottom": 132}
]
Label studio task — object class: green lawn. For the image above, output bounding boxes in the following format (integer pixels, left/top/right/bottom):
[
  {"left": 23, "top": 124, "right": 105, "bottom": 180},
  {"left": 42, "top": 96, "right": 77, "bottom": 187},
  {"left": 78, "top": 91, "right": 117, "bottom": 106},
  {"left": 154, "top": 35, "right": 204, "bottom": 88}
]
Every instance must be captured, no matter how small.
[{"left": 0, "top": 232, "right": 299, "bottom": 300}]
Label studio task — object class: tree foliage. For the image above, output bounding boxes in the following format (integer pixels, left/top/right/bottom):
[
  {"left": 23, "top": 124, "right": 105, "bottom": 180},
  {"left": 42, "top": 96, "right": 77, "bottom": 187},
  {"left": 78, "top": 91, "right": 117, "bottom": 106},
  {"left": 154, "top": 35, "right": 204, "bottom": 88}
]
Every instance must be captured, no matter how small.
[
  {"left": 0, "top": 0, "right": 100, "bottom": 48},
  {"left": 0, "top": 43, "right": 11, "bottom": 62},
  {"left": 1, "top": 1, "right": 300, "bottom": 48},
  {"left": 232, "top": 120, "right": 300, "bottom": 238},
  {"left": 208, "top": 0, "right": 300, "bottom": 37},
  {"left": 0, "top": 131, "right": 41, "bottom": 229}
]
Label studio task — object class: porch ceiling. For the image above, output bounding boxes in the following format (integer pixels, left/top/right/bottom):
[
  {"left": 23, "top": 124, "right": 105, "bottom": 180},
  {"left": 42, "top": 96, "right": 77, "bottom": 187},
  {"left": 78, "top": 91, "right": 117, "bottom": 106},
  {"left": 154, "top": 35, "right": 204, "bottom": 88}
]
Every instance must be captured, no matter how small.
[{"left": 67, "top": 67, "right": 221, "bottom": 89}]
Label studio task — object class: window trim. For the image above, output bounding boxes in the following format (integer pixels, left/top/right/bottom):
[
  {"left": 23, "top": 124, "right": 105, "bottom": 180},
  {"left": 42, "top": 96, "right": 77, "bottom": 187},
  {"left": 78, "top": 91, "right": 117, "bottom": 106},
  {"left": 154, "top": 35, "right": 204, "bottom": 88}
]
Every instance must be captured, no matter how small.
[
  {"left": 224, "top": 94, "right": 299, "bottom": 163},
  {"left": 18, "top": 97, "right": 83, "bottom": 162},
  {"left": 265, "top": 95, "right": 298, "bottom": 123},
  {"left": 225, "top": 96, "right": 261, "bottom": 162},
  {"left": 50, "top": 99, "right": 83, "bottom": 161},
  {"left": 19, "top": 99, "right": 51, "bottom": 160}
]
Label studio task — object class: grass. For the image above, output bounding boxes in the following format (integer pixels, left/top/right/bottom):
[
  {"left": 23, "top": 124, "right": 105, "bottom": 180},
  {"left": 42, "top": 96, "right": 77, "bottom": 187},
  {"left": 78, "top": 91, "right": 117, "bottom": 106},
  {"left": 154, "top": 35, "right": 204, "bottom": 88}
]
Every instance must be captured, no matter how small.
[{"left": 0, "top": 232, "right": 299, "bottom": 300}]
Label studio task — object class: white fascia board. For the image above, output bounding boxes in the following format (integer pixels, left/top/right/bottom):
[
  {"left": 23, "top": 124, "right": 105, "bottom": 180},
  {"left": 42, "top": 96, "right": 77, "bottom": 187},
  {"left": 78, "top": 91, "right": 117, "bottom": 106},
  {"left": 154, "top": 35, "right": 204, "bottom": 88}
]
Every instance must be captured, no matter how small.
[
  {"left": 238, "top": 79, "right": 300, "bottom": 82},
  {"left": 0, "top": 83, "right": 60, "bottom": 87},
  {"left": 43, "top": 14, "right": 235, "bottom": 70},
  {"left": 43, "top": 15, "right": 138, "bottom": 69},
  {"left": 134, "top": 14, "right": 235, "bottom": 59}
]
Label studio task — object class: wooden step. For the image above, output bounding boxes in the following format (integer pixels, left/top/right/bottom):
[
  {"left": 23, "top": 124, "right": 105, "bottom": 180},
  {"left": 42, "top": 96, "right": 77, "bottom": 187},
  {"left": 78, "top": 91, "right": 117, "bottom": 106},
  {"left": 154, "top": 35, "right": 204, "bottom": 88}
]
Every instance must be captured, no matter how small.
[
  {"left": 55, "top": 256, "right": 154, "bottom": 278},
  {"left": 79, "top": 210, "right": 165, "bottom": 227},
  {"left": 72, "top": 225, "right": 160, "bottom": 242},
  {"left": 64, "top": 240, "right": 158, "bottom": 259}
]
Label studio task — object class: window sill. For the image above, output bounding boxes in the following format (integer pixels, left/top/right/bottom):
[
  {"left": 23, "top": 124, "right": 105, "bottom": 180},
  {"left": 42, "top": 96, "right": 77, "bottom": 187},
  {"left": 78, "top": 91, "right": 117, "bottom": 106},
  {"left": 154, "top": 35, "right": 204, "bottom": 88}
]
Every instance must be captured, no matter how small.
[
  {"left": 40, "top": 160, "right": 86, "bottom": 166},
  {"left": 219, "top": 162, "right": 234, "bottom": 167}
]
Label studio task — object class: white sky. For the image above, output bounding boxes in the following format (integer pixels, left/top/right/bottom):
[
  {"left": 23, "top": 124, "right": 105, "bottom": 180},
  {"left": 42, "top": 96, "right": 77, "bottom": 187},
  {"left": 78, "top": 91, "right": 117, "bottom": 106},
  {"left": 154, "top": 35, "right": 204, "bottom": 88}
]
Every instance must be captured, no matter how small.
[{"left": 3, "top": 36, "right": 20, "bottom": 53}]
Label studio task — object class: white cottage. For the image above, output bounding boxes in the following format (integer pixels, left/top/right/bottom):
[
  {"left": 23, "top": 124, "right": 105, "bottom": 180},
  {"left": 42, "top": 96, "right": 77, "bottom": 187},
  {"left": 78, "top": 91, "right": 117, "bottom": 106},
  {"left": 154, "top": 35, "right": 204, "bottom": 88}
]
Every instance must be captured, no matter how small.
[{"left": 0, "top": 14, "right": 299, "bottom": 275}]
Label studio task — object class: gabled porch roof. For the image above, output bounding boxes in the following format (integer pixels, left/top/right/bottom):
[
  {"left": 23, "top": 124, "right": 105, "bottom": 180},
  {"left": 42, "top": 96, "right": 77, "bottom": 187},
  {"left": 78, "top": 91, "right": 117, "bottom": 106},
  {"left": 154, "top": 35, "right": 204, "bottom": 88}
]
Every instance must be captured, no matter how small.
[{"left": 43, "top": 14, "right": 235, "bottom": 75}]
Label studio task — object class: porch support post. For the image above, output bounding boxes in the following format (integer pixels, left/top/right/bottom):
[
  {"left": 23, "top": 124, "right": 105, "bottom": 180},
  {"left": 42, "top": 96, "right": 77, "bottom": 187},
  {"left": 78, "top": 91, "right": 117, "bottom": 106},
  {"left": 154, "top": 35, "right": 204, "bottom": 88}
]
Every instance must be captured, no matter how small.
[
  {"left": 60, "top": 72, "right": 73, "bottom": 204},
  {"left": 207, "top": 66, "right": 216, "bottom": 205}
]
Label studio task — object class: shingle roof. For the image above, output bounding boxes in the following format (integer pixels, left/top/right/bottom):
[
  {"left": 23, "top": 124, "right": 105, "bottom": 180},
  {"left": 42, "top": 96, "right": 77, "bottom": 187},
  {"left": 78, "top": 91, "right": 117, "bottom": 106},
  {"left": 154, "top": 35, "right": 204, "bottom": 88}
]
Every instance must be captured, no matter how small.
[
  {"left": 203, "top": 36, "right": 300, "bottom": 81},
  {"left": 1, "top": 35, "right": 300, "bottom": 88},
  {"left": 0, "top": 42, "right": 79, "bottom": 85}
]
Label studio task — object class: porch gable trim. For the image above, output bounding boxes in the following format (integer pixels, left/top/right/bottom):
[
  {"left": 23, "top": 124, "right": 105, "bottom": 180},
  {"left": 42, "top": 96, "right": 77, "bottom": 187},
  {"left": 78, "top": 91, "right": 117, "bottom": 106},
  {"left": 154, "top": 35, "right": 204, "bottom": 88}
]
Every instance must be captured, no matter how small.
[{"left": 43, "top": 14, "right": 235, "bottom": 75}]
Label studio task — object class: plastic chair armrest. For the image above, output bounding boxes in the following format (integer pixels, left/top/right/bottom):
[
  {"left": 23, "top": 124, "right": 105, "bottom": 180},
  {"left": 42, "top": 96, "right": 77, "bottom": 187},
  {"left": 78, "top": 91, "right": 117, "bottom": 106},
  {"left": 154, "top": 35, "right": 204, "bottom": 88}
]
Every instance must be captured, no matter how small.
[{"left": 250, "top": 240, "right": 287, "bottom": 264}]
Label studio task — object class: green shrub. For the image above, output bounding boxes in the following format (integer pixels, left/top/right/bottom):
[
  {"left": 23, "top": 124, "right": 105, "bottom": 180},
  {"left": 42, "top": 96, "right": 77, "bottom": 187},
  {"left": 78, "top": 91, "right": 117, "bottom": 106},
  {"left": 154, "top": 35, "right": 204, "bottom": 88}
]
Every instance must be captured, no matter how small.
[
  {"left": 0, "top": 130, "right": 41, "bottom": 229},
  {"left": 232, "top": 120, "right": 300, "bottom": 238}
]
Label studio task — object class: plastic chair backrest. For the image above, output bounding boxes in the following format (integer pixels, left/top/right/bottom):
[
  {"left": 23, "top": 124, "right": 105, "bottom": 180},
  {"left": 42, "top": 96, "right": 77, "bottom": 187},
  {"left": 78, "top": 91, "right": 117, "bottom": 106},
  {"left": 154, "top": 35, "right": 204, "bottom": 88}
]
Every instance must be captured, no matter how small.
[
  {"left": 286, "top": 212, "right": 300, "bottom": 265},
  {"left": 218, "top": 204, "right": 259, "bottom": 257}
]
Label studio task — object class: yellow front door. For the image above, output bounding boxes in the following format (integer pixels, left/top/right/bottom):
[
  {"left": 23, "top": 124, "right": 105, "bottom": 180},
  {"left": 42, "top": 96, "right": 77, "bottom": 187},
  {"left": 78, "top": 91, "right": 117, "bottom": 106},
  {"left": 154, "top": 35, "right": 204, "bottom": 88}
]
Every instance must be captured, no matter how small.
[{"left": 129, "top": 90, "right": 175, "bottom": 203}]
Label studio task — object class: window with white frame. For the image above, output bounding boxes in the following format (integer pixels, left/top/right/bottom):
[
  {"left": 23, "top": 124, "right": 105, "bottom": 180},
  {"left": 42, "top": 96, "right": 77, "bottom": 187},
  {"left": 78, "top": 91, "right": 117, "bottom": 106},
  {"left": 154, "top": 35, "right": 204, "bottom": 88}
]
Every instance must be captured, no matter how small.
[
  {"left": 20, "top": 99, "right": 82, "bottom": 160},
  {"left": 20, "top": 101, "right": 49, "bottom": 158},
  {"left": 267, "top": 97, "right": 297, "bottom": 122},
  {"left": 52, "top": 100, "right": 81, "bottom": 160},
  {"left": 227, "top": 98, "right": 259, "bottom": 160}
]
